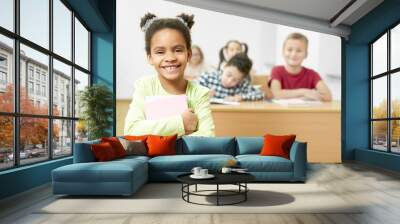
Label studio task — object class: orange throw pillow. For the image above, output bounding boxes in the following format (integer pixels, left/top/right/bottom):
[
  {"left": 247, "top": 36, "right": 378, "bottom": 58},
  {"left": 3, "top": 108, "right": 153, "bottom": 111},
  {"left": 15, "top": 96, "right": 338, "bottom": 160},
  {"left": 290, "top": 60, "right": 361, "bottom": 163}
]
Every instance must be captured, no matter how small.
[
  {"left": 260, "top": 134, "right": 296, "bottom": 159},
  {"left": 124, "top": 135, "right": 149, "bottom": 142},
  {"left": 146, "top": 135, "right": 177, "bottom": 157},
  {"left": 101, "top": 137, "right": 126, "bottom": 158},
  {"left": 91, "top": 142, "right": 117, "bottom": 161}
]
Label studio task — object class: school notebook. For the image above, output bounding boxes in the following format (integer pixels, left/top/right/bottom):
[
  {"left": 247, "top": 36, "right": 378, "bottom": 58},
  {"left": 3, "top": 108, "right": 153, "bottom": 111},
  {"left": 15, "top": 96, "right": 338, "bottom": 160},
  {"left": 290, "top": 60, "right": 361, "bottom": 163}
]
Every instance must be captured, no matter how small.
[
  {"left": 272, "top": 98, "right": 322, "bottom": 107},
  {"left": 210, "top": 97, "right": 240, "bottom": 106},
  {"left": 144, "top": 95, "right": 188, "bottom": 120}
]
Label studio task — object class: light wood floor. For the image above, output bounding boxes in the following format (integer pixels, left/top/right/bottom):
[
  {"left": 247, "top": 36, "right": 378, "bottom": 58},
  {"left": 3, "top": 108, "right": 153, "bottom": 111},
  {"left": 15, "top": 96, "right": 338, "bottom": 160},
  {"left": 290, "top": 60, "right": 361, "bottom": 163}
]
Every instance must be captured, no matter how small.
[{"left": 1, "top": 162, "right": 400, "bottom": 224}]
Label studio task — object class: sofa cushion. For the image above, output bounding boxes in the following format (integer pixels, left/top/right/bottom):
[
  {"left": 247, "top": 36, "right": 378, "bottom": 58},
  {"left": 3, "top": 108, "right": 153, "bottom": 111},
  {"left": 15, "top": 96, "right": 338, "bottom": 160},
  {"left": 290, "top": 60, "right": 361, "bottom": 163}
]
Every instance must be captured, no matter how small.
[
  {"left": 52, "top": 158, "right": 148, "bottom": 183},
  {"left": 235, "top": 137, "right": 263, "bottom": 155},
  {"left": 101, "top": 137, "right": 127, "bottom": 158},
  {"left": 119, "top": 138, "right": 147, "bottom": 156},
  {"left": 236, "top": 155, "right": 293, "bottom": 172},
  {"left": 147, "top": 135, "right": 177, "bottom": 157},
  {"left": 260, "top": 134, "right": 296, "bottom": 159},
  {"left": 113, "top": 155, "right": 150, "bottom": 164},
  {"left": 90, "top": 142, "right": 118, "bottom": 162},
  {"left": 179, "top": 136, "right": 236, "bottom": 155},
  {"left": 148, "top": 154, "right": 235, "bottom": 172},
  {"left": 53, "top": 163, "right": 133, "bottom": 183},
  {"left": 115, "top": 155, "right": 150, "bottom": 163},
  {"left": 124, "top": 135, "right": 149, "bottom": 142},
  {"left": 74, "top": 140, "right": 100, "bottom": 163}
]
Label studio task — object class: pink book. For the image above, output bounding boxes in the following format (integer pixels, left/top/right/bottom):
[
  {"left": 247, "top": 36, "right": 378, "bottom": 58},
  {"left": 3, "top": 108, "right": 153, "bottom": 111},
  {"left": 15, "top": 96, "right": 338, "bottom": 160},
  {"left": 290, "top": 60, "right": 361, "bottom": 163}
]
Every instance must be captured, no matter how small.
[{"left": 144, "top": 95, "right": 188, "bottom": 120}]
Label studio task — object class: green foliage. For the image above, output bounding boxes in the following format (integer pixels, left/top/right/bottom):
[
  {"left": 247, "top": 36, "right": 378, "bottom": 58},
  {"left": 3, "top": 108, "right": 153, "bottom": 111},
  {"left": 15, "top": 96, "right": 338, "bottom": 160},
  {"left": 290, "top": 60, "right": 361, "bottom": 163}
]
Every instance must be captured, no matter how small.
[{"left": 79, "top": 84, "right": 113, "bottom": 140}]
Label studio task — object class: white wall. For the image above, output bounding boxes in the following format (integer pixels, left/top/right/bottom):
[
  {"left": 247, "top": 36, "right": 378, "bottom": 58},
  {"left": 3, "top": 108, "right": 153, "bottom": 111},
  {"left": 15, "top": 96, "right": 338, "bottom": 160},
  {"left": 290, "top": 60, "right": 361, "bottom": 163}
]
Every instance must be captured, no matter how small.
[{"left": 117, "top": 0, "right": 341, "bottom": 100}]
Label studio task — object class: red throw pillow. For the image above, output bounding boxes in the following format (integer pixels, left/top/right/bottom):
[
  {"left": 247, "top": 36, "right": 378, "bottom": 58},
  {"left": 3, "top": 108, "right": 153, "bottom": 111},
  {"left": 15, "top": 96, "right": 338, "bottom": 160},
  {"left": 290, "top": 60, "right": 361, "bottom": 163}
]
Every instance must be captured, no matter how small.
[
  {"left": 146, "top": 135, "right": 177, "bottom": 157},
  {"left": 91, "top": 142, "right": 117, "bottom": 161},
  {"left": 101, "top": 137, "right": 126, "bottom": 158},
  {"left": 260, "top": 134, "right": 296, "bottom": 159}
]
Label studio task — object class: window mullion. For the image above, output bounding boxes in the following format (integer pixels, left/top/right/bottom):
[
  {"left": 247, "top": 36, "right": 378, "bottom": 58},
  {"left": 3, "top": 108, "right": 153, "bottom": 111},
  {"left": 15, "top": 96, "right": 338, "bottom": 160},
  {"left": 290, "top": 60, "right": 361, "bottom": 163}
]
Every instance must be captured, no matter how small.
[
  {"left": 71, "top": 11, "right": 76, "bottom": 155},
  {"left": 48, "top": 0, "right": 54, "bottom": 160},
  {"left": 388, "top": 30, "right": 391, "bottom": 153},
  {"left": 13, "top": 0, "right": 20, "bottom": 167},
  {"left": 370, "top": 45, "right": 373, "bottom": 149}
]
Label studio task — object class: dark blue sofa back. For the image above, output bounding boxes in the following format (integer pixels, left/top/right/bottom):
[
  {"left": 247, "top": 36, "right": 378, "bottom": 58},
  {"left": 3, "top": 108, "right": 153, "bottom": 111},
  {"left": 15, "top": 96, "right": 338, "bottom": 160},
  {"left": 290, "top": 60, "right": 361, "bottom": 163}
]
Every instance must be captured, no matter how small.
[
  {"left": 235, "top": 137, "right": 264, "bottom": 155},
  {"left": 74, "top": 136, "right": 302, "bottom": 163},
  {"left": 73, "top": 139, "right": 100, "bottom": 163},
  {"left": 177, "top": 136, "right": 236, "bottom": 155}
]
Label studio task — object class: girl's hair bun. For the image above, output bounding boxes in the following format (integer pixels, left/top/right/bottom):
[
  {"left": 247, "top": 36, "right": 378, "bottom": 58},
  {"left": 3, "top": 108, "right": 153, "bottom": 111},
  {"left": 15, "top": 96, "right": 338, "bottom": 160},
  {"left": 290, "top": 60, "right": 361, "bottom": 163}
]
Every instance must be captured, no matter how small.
[
  {"left": 176, "top": 13, "right": 194, "bottom": 29},
  {"left": 140, "top": 13, "right": 157, "bottom": 30}
]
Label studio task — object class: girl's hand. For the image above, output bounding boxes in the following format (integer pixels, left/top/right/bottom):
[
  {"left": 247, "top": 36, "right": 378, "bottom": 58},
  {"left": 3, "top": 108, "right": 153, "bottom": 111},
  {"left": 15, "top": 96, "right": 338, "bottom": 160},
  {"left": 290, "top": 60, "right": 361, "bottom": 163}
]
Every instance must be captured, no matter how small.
[
  {"left": 209, "top": 89, "right": 216, "bottom": 98},
  {"left": 181, "top": 109, "right": 198, "bottom": 135},
  {"left": 224, "top": 95, "right": 242, "bottom": 102}
]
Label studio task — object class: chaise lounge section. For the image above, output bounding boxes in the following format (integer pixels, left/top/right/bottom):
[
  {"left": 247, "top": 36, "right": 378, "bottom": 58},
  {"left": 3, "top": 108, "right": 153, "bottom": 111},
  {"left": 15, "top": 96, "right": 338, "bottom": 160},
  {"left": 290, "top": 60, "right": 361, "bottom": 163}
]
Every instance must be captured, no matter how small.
[{"left": 52, "top": 140, "right": 149, "bottom": 196}]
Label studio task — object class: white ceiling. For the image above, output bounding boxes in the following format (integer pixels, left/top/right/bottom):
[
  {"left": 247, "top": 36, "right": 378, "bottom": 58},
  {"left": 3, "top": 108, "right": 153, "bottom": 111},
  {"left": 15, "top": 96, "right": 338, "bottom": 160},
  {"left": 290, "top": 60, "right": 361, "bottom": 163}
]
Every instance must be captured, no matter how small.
[
  {"left": 165, "top": 0, "right": 384, "bottom": 38},
  {"left": 224, "top": 0, "right": 353, "bottom": 23}
]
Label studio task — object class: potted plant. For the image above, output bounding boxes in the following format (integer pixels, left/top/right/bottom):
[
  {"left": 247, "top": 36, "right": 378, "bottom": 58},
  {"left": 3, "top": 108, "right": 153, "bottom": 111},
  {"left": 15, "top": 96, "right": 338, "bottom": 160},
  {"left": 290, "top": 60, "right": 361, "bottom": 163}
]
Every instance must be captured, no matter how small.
[{"left": 79, "top": 84, "right": 113, "bottom": 140}]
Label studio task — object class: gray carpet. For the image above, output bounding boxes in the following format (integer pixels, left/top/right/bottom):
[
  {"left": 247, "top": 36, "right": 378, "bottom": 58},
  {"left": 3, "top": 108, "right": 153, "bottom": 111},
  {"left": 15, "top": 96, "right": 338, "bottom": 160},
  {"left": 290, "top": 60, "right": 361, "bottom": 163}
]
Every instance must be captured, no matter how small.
[{"left": 38, "top": 183, "right": 362, "bottom": 214}]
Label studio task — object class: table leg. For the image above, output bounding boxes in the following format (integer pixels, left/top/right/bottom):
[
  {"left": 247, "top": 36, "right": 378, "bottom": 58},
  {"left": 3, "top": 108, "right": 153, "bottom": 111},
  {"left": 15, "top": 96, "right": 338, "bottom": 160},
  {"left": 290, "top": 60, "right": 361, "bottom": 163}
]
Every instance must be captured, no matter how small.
[
  {"left": 187, "top": 184, "right": 190, "bottom": 202},
  {"left": 245, "top": 183, "right": 247, "bottom": 201},
  {"left": 181, "top": 184, "right": 183, "bottom": 199},
  {"left": 217, "top": 184, "right": 219, "bottom": 206}
]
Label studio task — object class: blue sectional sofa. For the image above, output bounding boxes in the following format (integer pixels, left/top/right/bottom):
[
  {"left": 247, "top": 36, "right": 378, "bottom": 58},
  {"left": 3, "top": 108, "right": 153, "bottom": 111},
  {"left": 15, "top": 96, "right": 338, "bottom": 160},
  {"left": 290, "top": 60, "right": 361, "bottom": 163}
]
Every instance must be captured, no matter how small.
[{"left": 52, "top": 136, "right": 307, "bottom": 196}]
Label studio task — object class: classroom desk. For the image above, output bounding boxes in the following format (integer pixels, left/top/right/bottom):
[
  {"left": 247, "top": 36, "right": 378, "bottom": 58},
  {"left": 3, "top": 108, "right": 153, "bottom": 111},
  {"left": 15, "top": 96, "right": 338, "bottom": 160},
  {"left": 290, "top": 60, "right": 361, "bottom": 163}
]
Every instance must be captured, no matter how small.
[{"left": 210, "top": 101, "right": 341, "bottom": 163}]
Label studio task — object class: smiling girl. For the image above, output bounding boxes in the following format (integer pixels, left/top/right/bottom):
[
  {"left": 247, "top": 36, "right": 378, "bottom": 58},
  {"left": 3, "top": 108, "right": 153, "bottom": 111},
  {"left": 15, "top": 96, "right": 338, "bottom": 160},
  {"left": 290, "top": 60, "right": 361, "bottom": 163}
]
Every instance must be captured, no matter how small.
[{"left": 124, "top": 13, "right": 215, "bottom": 137}]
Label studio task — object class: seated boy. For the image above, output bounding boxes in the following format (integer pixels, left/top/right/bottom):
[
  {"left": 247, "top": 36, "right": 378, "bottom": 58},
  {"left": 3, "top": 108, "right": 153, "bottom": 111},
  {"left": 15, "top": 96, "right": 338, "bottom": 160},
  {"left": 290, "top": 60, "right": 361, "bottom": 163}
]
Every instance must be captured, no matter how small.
[
  {"left": 270, "top": 32, "right": 332, "bottom": 102},
  {"left": 198, "top": 53, "right": 264, "bottom": 102}
]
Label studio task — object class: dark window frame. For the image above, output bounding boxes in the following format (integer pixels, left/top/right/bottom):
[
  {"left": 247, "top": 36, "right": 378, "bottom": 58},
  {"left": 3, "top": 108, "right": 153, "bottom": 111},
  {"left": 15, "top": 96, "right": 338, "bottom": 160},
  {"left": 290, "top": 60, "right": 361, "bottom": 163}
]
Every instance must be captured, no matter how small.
[
  {"left": 370, "top": 20, "right": 400, "bottom": 154},
  {"left": 0, "top": 0, "right": 91, "bottom": 171}
]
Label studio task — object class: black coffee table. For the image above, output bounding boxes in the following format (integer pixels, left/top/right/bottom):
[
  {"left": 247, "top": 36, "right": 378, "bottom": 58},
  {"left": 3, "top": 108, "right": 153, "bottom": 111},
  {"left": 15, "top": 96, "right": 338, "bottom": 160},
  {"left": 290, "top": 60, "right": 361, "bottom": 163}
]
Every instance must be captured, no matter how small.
[{"left": 177, "top": 172, "right": 255, "bottom": 206}]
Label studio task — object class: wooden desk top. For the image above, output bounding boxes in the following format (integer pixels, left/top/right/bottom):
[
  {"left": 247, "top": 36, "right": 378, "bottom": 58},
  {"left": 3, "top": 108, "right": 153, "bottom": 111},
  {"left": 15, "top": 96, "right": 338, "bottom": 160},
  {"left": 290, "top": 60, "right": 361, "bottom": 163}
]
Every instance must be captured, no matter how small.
[{"left": 210, "top": 101, "right": 341, "bottom": 113}]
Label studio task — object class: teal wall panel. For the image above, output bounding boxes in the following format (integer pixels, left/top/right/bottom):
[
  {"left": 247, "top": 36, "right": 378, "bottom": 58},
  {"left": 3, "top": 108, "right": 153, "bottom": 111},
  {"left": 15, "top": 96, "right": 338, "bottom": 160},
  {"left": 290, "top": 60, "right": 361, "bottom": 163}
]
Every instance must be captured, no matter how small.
[
  {"left": 344, "top": 0, "right": 400, "bottom": 171},
  {"left": 91, "top": 32, "right": 115, "bottom": 135},
  {"left": 0, "top": 158, "right": 72, "bottom": 199},
  {"left": 92, "top": 33, "right": 114, "bottom": 87}
]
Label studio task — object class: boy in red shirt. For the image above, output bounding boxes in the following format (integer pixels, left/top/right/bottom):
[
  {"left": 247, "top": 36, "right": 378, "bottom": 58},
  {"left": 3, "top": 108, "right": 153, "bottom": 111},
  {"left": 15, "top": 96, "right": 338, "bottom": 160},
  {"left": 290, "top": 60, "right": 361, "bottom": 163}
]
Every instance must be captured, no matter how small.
[{"left": 270, "top": 33, "right": 332, "bottom": 102}]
